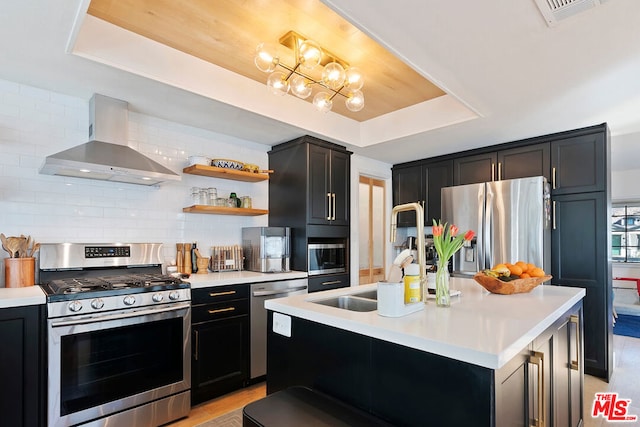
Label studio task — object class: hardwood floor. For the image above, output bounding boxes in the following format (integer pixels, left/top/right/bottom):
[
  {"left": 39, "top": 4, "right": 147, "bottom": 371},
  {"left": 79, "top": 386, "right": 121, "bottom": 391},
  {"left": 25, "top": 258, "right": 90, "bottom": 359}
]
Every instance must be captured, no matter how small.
[{"left": 167, "top": 383, "right": 266, "bottom": 427}]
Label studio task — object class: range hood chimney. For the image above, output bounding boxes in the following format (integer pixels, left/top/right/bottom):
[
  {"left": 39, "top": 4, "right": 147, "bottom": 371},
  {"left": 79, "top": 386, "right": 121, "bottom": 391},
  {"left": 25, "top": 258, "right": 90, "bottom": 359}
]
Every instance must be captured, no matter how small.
[{"left": 39, "top": 94, "right": 181, "bottom": 186}]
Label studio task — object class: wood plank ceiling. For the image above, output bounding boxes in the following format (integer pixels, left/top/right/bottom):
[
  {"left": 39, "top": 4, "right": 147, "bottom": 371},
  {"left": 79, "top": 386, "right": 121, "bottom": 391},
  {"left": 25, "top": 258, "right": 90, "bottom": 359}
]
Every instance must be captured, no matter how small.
[{"left": 87, "top": 0, "right": 446, "bottom": 121}]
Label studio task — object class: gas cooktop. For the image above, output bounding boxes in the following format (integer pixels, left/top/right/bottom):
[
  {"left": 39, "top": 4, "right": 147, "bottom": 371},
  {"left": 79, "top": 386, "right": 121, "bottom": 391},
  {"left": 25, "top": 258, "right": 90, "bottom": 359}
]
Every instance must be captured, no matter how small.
[{"left": 43, "top": 273, "right": 188, "bottom": 302}]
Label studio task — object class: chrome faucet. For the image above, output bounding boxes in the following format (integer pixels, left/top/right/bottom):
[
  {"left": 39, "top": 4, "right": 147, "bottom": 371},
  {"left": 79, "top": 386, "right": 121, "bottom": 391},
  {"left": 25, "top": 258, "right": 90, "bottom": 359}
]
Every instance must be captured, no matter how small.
[{"left": 390, "top": 202, "right": 426, "bottom": 299}]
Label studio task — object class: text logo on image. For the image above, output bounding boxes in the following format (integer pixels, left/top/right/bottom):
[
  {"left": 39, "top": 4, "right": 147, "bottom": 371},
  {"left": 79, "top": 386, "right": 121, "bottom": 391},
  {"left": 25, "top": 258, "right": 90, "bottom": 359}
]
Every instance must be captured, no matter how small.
[{"left": 592, "top": 392, "right": 638, "bottom": 422}]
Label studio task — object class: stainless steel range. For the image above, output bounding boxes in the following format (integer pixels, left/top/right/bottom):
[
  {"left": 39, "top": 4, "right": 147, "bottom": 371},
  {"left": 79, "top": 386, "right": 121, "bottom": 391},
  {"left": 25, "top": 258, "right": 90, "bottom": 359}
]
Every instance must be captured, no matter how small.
[{"left": 40, "top": 243, "right": 191, "bottom": 427}]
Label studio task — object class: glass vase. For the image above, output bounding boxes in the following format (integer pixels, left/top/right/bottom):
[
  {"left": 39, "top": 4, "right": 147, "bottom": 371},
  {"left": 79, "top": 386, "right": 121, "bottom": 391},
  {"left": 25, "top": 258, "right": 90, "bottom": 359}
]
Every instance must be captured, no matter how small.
[{"left": 435, "top": 259, "right": 451, "bottom": 307}]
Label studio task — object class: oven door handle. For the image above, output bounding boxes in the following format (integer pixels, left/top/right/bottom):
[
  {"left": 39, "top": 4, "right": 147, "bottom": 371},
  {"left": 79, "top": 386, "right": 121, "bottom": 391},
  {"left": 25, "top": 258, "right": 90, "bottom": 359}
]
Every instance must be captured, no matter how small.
[{"left": 49, "top": 302, "right": 191, "bottom": 327}]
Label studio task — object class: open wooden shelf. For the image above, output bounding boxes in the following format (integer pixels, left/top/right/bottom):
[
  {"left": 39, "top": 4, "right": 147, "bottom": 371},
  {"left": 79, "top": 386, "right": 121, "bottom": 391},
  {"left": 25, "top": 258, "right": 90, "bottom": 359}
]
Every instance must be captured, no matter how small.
[
  {"left": 183, "top": 205, "right": 268, "bottom": 216},
  {"left": 183, "top": 164, "right": 269, "bottom": 182}
]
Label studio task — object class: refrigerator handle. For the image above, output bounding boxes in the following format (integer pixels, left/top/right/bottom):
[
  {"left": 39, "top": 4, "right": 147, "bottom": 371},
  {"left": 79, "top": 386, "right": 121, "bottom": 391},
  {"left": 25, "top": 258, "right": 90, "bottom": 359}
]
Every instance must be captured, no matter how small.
[
  {"left": 483, "top": 184, "right": 493, "bottom": 271},
  {"left": 552, "top": 201, "right": 557, "bottom": 230}
]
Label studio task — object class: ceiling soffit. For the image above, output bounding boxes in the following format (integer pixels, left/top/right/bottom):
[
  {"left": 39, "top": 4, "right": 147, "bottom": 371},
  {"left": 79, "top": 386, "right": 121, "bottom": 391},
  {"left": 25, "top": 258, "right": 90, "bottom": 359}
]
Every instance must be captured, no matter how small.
[{"left": 86, "top": 0, "right": 446, "bottom": 121}]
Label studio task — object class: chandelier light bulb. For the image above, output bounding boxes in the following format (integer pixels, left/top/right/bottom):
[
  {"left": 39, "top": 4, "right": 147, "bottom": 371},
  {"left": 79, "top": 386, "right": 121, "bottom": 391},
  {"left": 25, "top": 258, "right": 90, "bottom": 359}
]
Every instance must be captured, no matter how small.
[
  {"left": 254, "top": 43, "right": 278, "bottom": 72},
  {"left": 313, "top": 92, "right": 333, "bottom": 113},
  {"left": 290, "top": 75, "right": 312, "bottom": 99},
  {"left": 344, "top": 67, "right": 364, "bottom": 91},
  {"left": 322, "top": 62, "right": 346, "bottom": 90},
  {"left": 298, "top": 39, "right": 322, "bottom": 70},
  {"left": 345, "top": 90, "right": 365, "bottom": 112},
  {"left": 266, "top": 71, "right": 290, "bottom": 96}
]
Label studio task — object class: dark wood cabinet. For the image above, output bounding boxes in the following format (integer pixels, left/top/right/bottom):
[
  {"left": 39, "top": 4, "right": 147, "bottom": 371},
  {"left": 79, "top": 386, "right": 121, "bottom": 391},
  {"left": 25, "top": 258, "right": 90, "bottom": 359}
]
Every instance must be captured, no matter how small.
[
  {"left": 392, "top": 164, "right": 423, "bottom": 227},
  {"left": 453, "top": 152, "right": 497, "bottom": 185},
  {"left": 453, "top": 143, "right": 550, "bottom": 185},
  {"left": 392, "top": 160, "right": 452, "bottom": 226},
  {"left": 551, "top": 132, "right": 606, "bottom": 195},
  {"left": 392, "top": 123, "right": 611, "bottom": 381},
  {"left": 191, "top": 285, "right": 249, "bottom": 405},
  {"left": 307, "top": 273, "right": 350, "bottom": 293},
  {"left": 308, "top": 144, "right": 350, "bottom": 226},
  {"left": 498, "top": 142, "right": 551, "bottom": 181},
  {"left": 0, "top": 305, "right": 45, "bottom": 427},
  {"left": 551, "top": 191, "right": 610, "bottom": 380},
  {"left": 269, "top": 136, "right": 351, "bottom": 284}
]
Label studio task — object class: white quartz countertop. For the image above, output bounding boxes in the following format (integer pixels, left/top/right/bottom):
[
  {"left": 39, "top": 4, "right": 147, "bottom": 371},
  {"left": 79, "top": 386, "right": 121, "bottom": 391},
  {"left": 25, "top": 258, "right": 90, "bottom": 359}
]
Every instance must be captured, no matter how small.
[
  {"left": 185, "top": 270, "right": 307, "bottom": 289},
  {"left": 265, "top": 277, "right": 585, "bottom": 370},
  {"left": 0, "top": 286, "right": 46, "bottom": 308}
]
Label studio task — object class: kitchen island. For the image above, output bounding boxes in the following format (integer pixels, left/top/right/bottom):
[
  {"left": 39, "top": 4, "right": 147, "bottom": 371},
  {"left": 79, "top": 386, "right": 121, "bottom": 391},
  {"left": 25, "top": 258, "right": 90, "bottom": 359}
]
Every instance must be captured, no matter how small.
[{"left": 265, "top": 278, "right": 585, "bottom": 427}]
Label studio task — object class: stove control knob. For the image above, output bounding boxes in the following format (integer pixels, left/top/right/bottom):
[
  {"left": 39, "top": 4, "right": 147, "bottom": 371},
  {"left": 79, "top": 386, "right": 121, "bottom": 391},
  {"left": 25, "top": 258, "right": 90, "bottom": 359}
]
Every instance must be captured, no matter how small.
[
  {"left": 152, "top": 293, "right": 164, "bottom": 303},
  {"left": 123, "top": 295, "right": 136, "bottom": 306},
  {"left": 68, "top": 301, "right": 83, "bottom": 313},
  {"left": 168, "top": 290, "right": 180, "bottom": 301},
  {"left": 91, "top": 298, "right": 104, "bottom": 310}
]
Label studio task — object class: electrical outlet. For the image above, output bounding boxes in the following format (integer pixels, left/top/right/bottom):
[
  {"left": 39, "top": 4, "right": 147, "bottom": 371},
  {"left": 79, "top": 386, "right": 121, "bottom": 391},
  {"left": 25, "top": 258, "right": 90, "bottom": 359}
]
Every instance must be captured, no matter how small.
[{"left": 273, "top": 312, "right": 292, "bottom": 337}]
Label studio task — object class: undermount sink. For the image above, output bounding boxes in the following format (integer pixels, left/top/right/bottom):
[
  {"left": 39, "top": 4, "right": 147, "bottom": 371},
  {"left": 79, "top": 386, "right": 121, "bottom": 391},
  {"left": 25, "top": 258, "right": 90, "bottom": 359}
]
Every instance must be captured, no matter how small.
[
  {"left": 312, "top": 295, "right": 378, "bottom": 312},
  {"left": 351, "top": 290, "right": 377, "bottom": 300}
]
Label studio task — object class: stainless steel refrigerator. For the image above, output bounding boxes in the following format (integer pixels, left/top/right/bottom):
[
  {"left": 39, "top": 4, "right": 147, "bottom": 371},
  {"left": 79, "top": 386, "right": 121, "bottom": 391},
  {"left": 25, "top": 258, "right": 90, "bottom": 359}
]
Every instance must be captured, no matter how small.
[{"left": 441, "top": 176, "right": 551, "bottom": 277}]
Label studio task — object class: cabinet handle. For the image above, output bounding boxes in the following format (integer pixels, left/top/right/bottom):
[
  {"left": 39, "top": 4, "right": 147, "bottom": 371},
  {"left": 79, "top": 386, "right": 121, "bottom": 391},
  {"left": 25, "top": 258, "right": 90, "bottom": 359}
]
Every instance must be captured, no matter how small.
[
  {"left": 332, "top": 193, "right": 336, "bottom": 220},
  {"left": 491, "top": 163, "right": 495, "bottom": 181},
  {"left": 552, "top": 201, "right": 556, "bottom": 230},
  {"left": 529, "top": 351, "right": 545, "bottom": 427},
  {"left": 552, "top": 167, "right": 557, "bottom": 190},
  {"left": 194, "top": 330, "right": 199, "bottom": 361},
  {"left": 208, "top": 307, "right": 236, "bottom": 315},
  {"left": 570, "top": 314, "right": 580, "bottom": 371},
  {"left": 498, "top": 162, "right": 502, "bottom": 181},
  {"left": 321, "top": 280, "right": 342, "bottom": 286},
  {"left": 327, "top": 193, "right": 332, "bottom": 220},
  {"left": 209, "top": 290, "right": 236, "bottom": 297}
]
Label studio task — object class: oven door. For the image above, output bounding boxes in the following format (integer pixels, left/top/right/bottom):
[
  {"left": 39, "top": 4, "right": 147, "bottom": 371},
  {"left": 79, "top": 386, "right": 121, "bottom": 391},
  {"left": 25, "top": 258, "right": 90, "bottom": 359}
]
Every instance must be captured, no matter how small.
[{"left": 47, "top": 303, "right": 191, "bottom": 427}]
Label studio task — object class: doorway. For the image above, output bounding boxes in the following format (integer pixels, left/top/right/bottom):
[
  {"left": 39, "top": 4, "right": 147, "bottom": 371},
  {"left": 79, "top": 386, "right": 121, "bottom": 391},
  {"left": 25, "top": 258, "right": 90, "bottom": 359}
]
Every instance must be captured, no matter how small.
[{"left": 358, "top": 175, "right": 386, "bottom": 284}]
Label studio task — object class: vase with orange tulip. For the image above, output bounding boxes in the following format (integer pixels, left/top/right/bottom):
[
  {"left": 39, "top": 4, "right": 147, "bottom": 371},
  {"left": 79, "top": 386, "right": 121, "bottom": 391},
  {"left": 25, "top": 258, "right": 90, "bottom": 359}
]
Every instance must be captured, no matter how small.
[{"left": 432, "top": 220, "right": 475, "bottom": 307}]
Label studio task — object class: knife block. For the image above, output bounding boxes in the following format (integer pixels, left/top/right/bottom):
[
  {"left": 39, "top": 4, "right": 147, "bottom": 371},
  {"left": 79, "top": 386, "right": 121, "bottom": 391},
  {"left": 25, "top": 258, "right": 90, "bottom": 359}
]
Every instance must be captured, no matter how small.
[{"left": 4, "top": 257, "right": 35, "bottom": 288}]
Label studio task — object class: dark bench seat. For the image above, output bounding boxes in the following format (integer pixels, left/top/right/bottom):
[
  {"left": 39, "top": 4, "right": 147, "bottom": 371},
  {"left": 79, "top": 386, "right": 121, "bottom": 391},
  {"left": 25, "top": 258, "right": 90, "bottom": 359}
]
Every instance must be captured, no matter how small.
[{"left": 242, "top": 386, "right": 393, "bottom": 427}]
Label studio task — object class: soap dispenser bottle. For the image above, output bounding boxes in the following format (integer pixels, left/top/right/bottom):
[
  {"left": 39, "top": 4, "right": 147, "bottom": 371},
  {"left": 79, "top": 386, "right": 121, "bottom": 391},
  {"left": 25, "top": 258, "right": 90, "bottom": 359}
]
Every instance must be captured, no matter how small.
[{"left": 404, "top": 263, "right": 422, "bottom": 303}]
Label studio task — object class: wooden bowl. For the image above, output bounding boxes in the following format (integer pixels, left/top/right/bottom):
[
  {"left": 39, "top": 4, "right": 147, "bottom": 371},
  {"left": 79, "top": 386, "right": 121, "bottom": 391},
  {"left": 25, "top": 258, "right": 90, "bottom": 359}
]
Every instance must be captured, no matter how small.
[{"left": 473, "top": 273, "right": 552, "bottom": 295}]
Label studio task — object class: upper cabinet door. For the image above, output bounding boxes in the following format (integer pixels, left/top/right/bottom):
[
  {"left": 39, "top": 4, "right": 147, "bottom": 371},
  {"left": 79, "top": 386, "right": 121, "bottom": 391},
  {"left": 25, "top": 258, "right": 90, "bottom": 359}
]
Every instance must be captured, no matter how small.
[
  {"left": 330, "top": 149, "right": 350, "bottom": 226},
  {"left": 551, "top": 133, "right": 606, "bottom": 195},
  {"left": 308, "top": 144, "right": 332, "bottom": 225},
  {"left": 497, "top": 143, "right": 550, "bottom": 182},
  {"left": 453, "top": 152, "right": 497, "bottom": 185},
  {"left": 425, "top": 160, "right": 453, "bottom": 223},
  {"left": 392, "top": 164, "right": 423, "bottom": 227}
]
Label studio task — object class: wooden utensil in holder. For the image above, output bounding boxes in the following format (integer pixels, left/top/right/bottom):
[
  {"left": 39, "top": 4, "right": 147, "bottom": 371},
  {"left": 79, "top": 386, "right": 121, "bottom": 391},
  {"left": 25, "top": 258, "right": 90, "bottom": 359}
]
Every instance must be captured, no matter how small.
[{"left": 4, "top": 257, "right": 35, "bottom": 287}]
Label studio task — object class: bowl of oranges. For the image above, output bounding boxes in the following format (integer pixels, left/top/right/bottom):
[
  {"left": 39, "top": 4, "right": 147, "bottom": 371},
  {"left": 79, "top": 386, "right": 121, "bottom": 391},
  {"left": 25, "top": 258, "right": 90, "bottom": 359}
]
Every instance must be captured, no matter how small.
[{"left": 473, "top": 261, "right": 552, "bottom": 295}]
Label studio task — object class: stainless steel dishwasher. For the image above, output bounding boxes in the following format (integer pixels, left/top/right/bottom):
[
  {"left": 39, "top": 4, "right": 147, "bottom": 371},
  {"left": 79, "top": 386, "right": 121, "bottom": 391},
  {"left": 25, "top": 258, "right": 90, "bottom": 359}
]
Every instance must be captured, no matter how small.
[{"left": 250, "top": 278, "right": 307, "bottom": 379}]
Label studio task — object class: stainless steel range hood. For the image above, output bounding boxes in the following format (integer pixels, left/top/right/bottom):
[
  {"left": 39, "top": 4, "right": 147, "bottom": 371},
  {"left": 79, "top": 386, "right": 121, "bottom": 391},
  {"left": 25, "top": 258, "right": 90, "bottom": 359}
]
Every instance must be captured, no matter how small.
[{"left": 39, "top": 94, "right": 181, "bottom": 186}]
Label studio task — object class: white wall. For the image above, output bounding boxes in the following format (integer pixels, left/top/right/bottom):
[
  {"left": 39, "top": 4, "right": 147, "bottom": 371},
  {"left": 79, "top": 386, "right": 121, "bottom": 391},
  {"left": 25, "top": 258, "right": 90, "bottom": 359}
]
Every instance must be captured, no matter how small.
[{"left": 0, "top": 79, "right": 270, "bottom": 286}]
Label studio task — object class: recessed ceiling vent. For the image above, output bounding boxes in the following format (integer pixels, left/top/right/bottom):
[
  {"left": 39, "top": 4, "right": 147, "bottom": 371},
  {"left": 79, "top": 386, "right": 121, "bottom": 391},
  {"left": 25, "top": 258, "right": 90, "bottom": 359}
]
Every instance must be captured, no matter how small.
[{"left": 533, "top": 0, "right": 609, "bottom": 26}]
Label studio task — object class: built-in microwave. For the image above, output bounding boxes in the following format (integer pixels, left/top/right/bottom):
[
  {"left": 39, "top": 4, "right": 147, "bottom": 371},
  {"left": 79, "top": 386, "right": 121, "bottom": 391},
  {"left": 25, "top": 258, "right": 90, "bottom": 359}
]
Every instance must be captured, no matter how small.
[{"left": 307, "top": 241, "right": 347, "bottom": 276}]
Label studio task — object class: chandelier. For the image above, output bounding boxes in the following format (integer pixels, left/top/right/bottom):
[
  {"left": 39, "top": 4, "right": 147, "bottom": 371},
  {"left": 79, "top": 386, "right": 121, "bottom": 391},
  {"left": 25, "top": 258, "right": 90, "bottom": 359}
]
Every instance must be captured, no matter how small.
[{"left": 254, "top": 31, "right": 365, "bottom": 113}]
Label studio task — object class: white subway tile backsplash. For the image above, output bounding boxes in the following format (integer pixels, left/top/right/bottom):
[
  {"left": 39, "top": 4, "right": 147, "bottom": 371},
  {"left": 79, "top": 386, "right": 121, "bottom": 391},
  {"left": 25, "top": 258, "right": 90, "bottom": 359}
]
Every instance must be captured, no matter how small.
[{"left": 0, "top": 79, "right": 276, "bottom": 286}]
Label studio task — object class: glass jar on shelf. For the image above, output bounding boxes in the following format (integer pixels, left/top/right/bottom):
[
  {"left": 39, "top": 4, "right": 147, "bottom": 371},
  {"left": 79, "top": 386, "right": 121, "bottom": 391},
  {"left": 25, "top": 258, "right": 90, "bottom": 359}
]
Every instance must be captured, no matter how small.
[{"left": 207, "top": 188, "right": 217, "bottom": 205}]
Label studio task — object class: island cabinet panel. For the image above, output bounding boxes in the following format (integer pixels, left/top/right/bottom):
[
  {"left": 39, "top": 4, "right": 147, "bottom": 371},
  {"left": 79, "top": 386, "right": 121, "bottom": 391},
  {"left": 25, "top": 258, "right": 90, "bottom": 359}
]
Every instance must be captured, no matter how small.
[
  {"left": 267, "top": 302, "right": 583, "bottom": 427},
  {"left": 0, "top": 305, "right": 45, "bottom": 427}
]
